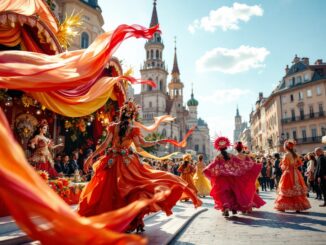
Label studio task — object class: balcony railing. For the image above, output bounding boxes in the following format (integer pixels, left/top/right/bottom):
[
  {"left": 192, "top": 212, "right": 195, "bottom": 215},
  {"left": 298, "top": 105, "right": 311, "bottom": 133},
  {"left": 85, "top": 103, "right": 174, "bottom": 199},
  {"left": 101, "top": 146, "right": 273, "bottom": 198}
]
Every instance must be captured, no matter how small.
[
  {"left": 279, "top": 136, "right": 322, "bottom": 145},
  {"left": 281, "top": 111, "right": 325, "bottom": 124}
]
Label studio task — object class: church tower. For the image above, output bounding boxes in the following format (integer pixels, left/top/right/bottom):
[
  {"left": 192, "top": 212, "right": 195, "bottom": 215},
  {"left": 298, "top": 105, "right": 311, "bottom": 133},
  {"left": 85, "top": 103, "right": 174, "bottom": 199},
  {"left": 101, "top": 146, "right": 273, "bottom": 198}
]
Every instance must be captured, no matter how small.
[
  {"left": 187, "top": 84, "right": 198, "bottom": 128},
  {"left": 233, "top": 106, "right": 242, "bottom": 142},
  {"left": 140, "top": 0, "right": 168, "bottom": 124},
  {"left": 168, "top": 38, "right": 184, "bottom": 112}
]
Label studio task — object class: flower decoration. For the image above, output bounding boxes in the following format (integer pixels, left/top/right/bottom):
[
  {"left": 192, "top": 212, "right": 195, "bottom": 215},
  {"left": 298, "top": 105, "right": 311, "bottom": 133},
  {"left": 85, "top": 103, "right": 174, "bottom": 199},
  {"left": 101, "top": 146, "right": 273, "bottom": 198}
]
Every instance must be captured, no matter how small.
[
  {"left": 37, "top": 170, "right": 49, "bottom": 181},
  {"left": 120, "top": 99, "right": 140, "bottom": 119},
  {"left": 76, "top": 118, "right": 86, "bottom": 132},
  {"left": 21, "top": 94, "right": 34, "bottom": 108},
  {"left": 214, "top": 136, "right": 231, "bottom": 151}
]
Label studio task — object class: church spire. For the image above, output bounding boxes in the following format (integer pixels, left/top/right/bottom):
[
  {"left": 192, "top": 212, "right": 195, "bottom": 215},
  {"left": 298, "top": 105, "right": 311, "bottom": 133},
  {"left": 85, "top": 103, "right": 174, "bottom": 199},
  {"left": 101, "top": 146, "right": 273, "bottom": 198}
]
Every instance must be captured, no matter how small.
[
  {"left": 150, "top": 0, "right": 159, "bottom": 27},
  {"left": 172, "top": 36, "right": 180, "bottom": 75},
  {"left": 236, "top": 105, "right": 240, "bottom": 117}
]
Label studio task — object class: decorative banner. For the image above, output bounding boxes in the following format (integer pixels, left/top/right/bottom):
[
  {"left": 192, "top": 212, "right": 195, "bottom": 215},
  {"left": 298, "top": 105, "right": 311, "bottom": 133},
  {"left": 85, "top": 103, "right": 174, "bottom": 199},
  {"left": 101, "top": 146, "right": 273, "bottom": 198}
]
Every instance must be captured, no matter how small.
[{"left": 160, "top": 126, "right": 196, "bottom": 148}]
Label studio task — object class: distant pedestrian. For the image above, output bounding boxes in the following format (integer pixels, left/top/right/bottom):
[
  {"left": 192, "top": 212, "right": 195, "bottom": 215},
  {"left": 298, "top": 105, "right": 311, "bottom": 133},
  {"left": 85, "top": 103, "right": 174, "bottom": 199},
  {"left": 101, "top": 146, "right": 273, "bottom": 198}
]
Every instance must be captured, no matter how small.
[{"left": 314, "top": 148, "right": 326, "bottom": 207}]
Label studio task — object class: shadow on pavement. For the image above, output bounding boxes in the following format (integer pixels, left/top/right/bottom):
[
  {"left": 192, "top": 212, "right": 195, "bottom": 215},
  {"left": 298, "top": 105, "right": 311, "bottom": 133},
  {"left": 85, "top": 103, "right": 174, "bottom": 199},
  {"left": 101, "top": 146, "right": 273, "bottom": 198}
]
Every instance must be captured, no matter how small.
[{"left": 227, "top": 210, "right": 326, "bottom": 232}]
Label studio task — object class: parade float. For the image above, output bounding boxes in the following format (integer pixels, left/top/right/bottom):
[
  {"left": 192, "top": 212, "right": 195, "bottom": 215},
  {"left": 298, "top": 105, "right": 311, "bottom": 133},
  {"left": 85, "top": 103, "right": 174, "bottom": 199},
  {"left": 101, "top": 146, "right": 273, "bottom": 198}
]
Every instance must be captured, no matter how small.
[{"left": 0, "top": 0, "right": 128, "bottom": 216}]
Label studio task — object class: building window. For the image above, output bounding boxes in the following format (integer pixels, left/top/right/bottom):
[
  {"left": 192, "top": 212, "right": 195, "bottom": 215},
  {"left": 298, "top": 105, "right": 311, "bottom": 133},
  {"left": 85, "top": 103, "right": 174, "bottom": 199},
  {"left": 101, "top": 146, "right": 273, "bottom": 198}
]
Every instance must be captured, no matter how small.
[
  {"left": 292, "top": 130, "right": 297, "bottom": 140},
  {"left": 311, "top": 128, "right": 317, "bottom": 140},
  {"left": 319, "top": 103, "right": 324, "bottom": 116},
  {"left": 160, "top": 51, "right": 162, "bottom": 59},
  {"left": 307, "top": 89, "right": 312, "bottom": 97},
  {"left": 150, "top": 50, "right": 153, "bottom": 59},
  {"left": 290, "top": 94, "right": 294, "bottom": 102},
  {"left": 281, "top": 95, "right": 287, "bottom": 104},
  {"left": 317, "top": 86, "right": 322, "bottom": 95},
  {"left": 309, "top": 105, "right": 314, "bottom": 118},
  {"left": 286, "top": 132, "right": 290, "bottom": 139},
  {"left": 302, "top": 129, "right": 307, "bottom": 141},
  {"left": 195, "top": 145, "right": 199, "bottom": 152},
  {"left": 299, "top": 107, "right": 304, "bottom": 120},
  {"left": 291, "top": 109, "right": 295, "bottom": 121},
  {"left": 159, "top": 80, "right": 163, "bottom": 91},
  {"left": 149, "top": 102, "right": 152, "bottom": 108},
  {"left": 156, "top": 50, "right": 159, "bottom": 59},
  {"left": 297, "top": 76, "right": 302, "bottom": 84},
  {"left": 147, "top": 50, "right": 149, "bottom": 59},
  {"left": 291, "top": 77, "right": 295, "bottom": 86},
  {"left": 321, "top": 127, "right": 326, "bottom": 136},
  {"left": 161, "top": 129, "right": 167, "bottom": 137},
  {"left": 298, "top": 91, "right": 303, "bottom": 101},
  {"left": 284, "top": 111, "right": 287, "bottom": 118},
  {"left": 81, "top": 32, "right": 89, "bottom": 49},
  {"left": 304, "top": 73, "right": 310, "bottom": 82}
]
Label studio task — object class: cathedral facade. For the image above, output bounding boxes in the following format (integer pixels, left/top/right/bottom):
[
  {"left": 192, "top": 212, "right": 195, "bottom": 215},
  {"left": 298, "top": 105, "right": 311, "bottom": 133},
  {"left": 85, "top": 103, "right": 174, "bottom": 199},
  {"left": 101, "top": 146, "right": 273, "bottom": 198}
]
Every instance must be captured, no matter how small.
[{"left": 134, "top": 1, "right": 211, "bottom": 160}]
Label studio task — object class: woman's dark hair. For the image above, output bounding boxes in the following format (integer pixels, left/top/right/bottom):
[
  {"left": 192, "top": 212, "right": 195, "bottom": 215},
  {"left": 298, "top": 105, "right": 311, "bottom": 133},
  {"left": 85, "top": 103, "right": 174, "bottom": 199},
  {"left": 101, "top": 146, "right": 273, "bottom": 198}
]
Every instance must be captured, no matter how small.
[
  {"left": 118, "top": 109, "right": 134, "bottom": 143},
  {"left": 220, "top": 148, "right": 230, "bottom": 161},
  {"left": 286, "top": 146, "right": 297, "bottom": 159},
  {"left": 235, "top": 141, "right": 243, "bottom": 153},
  {"left": 198, "top": 154, "right": 203, "bottom": 161}
]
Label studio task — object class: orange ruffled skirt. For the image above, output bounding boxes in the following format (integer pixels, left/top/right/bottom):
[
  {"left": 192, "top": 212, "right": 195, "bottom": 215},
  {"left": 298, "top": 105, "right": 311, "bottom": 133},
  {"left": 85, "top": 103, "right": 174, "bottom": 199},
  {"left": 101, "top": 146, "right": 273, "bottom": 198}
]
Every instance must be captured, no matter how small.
[
  {"left": 274, "top": 168, "right": 311, "bottom": 211},
  {"left": 78, "top": 153, "right": 202, "bottom": 230}
]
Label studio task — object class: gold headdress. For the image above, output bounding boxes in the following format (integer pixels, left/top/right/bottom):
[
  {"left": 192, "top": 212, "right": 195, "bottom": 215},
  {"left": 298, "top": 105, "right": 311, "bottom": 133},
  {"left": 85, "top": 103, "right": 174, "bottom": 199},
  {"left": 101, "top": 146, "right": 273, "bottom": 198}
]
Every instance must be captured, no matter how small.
[
  {"left": 183, "top": 154, "right": 192, "bottom": 162},
  {"left": 120, "top": 99, "right": 140, "bottom": 119}
]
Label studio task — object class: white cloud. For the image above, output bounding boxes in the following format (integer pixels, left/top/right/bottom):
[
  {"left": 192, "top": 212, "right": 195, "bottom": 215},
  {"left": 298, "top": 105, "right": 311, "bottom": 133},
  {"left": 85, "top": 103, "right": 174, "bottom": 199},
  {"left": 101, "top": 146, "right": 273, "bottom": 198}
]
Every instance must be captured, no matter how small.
[
  {"left": 196, "top": 45, "right": 270, "bottom": 74},
  {"left": 205, "top": 116, "right": 234, "bottom": 142},
  {"left": 188, "top": 2, "right": 263, "bottom": 33},
  {"left": 198, "top": 88, "right": 252, "bottom": 105}
]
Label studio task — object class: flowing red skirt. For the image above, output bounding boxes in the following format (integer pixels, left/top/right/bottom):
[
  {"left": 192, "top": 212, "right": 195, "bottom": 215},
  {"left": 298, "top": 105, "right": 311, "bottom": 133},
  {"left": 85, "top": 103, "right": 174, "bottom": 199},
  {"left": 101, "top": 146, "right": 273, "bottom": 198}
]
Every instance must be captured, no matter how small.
[
  {"left": 208, "top": 164, "right": 265, "bottom": 211},
  {"left": 78, "top": 153, "right": 202, "bottom": 230}
]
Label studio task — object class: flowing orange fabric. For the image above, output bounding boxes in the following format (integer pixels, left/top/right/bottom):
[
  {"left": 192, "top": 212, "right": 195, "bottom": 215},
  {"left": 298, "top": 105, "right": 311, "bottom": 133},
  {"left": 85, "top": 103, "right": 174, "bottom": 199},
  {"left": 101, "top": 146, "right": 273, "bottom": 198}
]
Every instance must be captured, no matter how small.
[
  {"left": 0, "top": 108, "right": 177, "bottom": 244},
  {"left": 0, "top": 24, "right": 160, "bottom": 116},
  {"left": 134, "top": 115, "right": 175, "bottom": 132},
  {"left": 78, "top": 124, "right": 202, "bottom": 230},
  {"left": 274, "top": 153, "right": 311, "bottom": 211},
  {"left": 0, "top": 0, "right": 59, "bottom": 34},
  {"left": 0, "top": 25, "right": 21, "bottom": 47},
  {"left": 161, "top": 126, "right": 196, "bottom": 147}
]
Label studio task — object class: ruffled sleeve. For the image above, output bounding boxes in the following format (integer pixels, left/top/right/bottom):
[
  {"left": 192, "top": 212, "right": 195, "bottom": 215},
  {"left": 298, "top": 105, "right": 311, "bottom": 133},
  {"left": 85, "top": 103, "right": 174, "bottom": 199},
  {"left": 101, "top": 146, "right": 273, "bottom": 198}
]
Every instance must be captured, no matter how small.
[
  {"left": 281, "top": 153, "right": 290, "bottom": 171},
  {"left": 130, "top": 126, "right": 141, "bottom": 139}
]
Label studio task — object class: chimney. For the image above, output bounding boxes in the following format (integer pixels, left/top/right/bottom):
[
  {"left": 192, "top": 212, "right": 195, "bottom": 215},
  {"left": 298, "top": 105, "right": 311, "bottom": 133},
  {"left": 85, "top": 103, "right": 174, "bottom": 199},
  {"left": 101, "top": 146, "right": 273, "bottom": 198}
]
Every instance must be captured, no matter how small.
[
  {"left": 292, "top": 54, "right": 300, "bottom": 64},
  {"left": 285, "top": 65, "right": 289, "bottom": 74},
  {"left": 315, "top": 59, "right": 323, "bottom": 65},
  {"left": 302, "top": 57, "right": 309, "bottom": 66},
  {"left": 258, "top": 92, "right": 263, "bottom": 101}
]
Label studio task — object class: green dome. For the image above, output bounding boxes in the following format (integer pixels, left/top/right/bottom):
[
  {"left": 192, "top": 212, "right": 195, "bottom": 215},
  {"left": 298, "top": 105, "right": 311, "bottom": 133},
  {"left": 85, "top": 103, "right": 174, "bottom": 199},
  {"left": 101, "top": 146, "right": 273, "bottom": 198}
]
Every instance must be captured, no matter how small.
[{"left": 187, "top": 93, "right": 198, "bottom": 106}]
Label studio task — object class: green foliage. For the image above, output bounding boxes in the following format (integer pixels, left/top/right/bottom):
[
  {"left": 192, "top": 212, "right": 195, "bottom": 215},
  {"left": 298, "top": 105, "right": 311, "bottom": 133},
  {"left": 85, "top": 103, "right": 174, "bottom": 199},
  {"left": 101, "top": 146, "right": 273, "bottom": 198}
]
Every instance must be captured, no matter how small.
[{"left": 143, "top": 132, "right": 163, "bottom": 153}]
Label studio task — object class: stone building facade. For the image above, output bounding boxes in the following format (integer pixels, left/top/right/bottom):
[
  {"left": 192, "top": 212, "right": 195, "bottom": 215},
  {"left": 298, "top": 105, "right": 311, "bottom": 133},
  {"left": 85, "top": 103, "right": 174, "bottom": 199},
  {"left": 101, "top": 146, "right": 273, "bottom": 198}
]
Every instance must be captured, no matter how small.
[
  {"left": 52, "top": 0, "right": 104, "bottom": 50},
  {"left": 250, "top": 55, "right": 326, "bottom": 154},
  {"left": 134, "top": 1, "right": 211, "bottom": 159},
  {"left": 233, "top": 107, "right": 248, "bottom": 143}
]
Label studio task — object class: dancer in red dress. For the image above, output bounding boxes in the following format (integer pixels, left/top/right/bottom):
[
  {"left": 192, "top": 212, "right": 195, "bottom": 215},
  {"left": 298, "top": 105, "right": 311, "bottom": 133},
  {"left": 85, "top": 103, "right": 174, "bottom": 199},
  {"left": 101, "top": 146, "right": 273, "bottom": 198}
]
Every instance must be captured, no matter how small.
[
  {"left": 234, "top": 141, "right": 266, "bottom": 213},
  {"left": 29, "top": 119, "right": 63, "bottom": 178},
  {"left": 204, "top": 137, "right": 263, "bottom": 216},
  {"left": 78, "top": 100, "right": 202, "bottom": 232},
  {"left": 274, "top": 140, "right": 311, "bottom": 212}
]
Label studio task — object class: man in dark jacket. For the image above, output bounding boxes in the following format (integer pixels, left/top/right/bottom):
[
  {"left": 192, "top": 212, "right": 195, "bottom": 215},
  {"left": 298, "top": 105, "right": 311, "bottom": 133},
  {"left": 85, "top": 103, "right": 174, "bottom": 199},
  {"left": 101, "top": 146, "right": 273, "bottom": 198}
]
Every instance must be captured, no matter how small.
[
  {"left": 273, "top": 153, "right": 282, "bottom": 188},
  {"left": 315, "top": 148, "right": 326, "bottom": 207}
]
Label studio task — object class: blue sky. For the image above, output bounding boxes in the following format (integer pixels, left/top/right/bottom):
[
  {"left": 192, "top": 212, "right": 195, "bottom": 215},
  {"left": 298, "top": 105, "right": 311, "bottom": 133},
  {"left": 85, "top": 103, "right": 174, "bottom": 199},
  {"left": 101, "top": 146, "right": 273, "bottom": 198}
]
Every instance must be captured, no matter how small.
[{"left": 99, "top": 0, "right": 326, "bottom": 141}]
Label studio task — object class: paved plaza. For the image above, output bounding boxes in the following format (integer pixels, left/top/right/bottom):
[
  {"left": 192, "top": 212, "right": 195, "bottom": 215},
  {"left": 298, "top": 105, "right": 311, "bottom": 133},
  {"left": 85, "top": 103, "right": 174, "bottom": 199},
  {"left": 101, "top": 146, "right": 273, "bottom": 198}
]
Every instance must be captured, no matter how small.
[{"left": 169, "top": 191, "right": 326, "bottom": 245}]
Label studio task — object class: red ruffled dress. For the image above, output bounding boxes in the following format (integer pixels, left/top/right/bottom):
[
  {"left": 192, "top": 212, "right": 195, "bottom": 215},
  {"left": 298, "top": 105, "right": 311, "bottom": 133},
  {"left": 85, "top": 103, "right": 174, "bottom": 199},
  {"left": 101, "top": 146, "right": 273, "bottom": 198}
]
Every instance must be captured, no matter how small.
[
  {"left": 78, "top": 125, "right": 202, "bottom": 230},
  {"left": 204, "top": 155, "right": 265, "bottom": 212},
  {"left": 274, "top": 153, "right": 311, "bottom": 211}
]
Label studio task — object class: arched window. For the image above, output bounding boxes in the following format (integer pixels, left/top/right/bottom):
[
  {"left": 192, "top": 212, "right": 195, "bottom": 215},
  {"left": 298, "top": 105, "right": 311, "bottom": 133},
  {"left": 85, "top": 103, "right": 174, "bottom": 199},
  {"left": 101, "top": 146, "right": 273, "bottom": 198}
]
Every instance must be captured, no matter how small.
[
  {"left": 150, "top": 50, "right": 154, "bottom": 59},
  {"left": 161, "top": 129, "right": 167, "bottom": 137},
  {"left": 147, "top": 50, "right": 149, "bottom": 59},
  {"left": 159, "top": 80, "right": 163, "bottom": 91},
  {"left": 156, "top": 50, "right": 159, "bottom": 59},
  {"left": 148, "top": 78, "right": 153, "bottom": 91},
  {"left": 81, "top": 32, "right": 89, "bottom": 49}
]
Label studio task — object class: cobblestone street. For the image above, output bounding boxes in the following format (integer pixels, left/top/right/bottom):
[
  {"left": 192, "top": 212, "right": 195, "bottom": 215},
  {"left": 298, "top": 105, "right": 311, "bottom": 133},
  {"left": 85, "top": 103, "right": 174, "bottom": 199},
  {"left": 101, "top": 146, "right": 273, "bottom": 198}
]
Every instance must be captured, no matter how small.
[{"left": 171, "top": 191, "right": 326, "bottom": 245}]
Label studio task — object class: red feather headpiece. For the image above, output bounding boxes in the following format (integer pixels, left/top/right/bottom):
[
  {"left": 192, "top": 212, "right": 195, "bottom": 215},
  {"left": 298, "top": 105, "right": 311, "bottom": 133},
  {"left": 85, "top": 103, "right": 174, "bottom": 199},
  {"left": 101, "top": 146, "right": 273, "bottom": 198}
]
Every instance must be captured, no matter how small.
[
  {"left": 284, "top": 139, "right": 296, "bottom": 150},
  {"left": 214, "top": 136, "right": 231, "bottom": 151}
]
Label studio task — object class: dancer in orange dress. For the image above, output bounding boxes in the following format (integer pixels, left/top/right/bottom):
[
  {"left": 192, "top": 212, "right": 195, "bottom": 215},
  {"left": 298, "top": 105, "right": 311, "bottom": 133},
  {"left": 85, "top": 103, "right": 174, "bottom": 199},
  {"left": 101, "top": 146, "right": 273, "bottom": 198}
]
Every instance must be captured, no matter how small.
[
  {"left": 274, "top": 140, "right": 311, "bottom": 212},
  {"left": 178, "top": 154, "right": 198, "bottom": 199},
  {"left": 78, "top": 101, "right": 202, "bottom": 232}
]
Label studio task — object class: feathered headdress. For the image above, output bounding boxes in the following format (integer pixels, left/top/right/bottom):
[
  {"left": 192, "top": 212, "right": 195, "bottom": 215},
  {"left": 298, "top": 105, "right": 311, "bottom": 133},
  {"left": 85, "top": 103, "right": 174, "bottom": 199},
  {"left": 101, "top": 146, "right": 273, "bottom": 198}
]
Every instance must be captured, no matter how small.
[
  {"left": 214, "top": 136, "right": 231, "bottom": 151},
  {"left": 120, "top": 99, "right": 140, "bottom": 118},
  {"left": 183, "top": 154, "right": 192, "bottom": 162}
]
